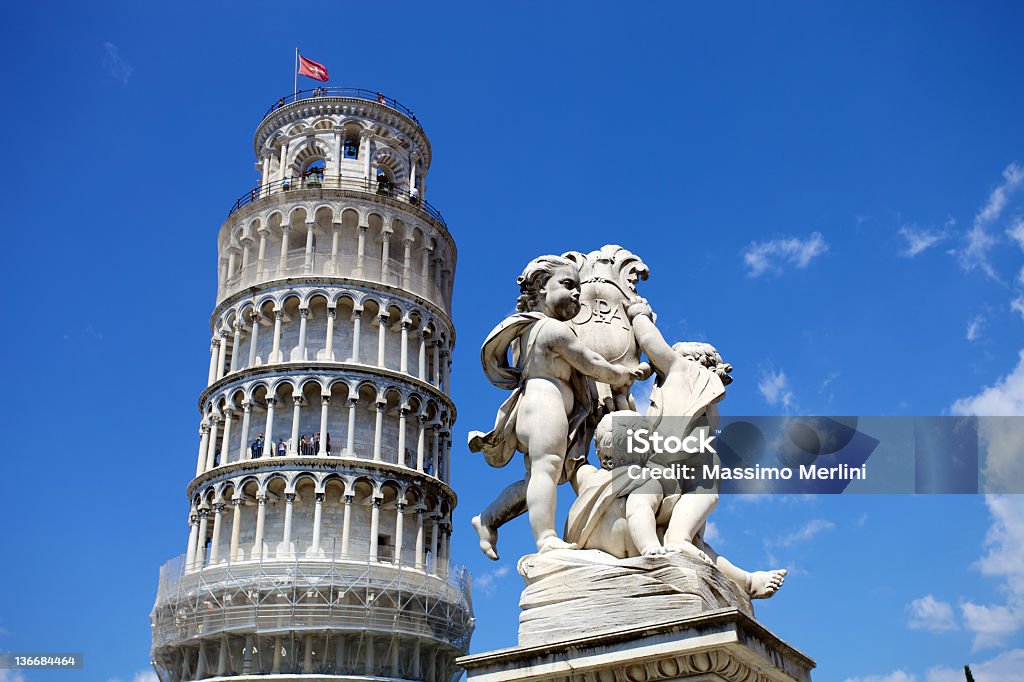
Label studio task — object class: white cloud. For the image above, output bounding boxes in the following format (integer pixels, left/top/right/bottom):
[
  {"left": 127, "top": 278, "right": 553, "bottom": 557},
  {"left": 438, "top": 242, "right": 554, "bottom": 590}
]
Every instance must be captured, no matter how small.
[
  {"left": 742, "top": 232, "right": 828, "bottom": 277},
  {"left": 133, "top": 672, "right": 159, "bottom": 682},
  {"left": 952, "top": 350, "right": 1024, "bottom": 416},
  {"left": 758, "top": 368, "right": 795, "bottom": 409},
  {"left": 843, "top": 671, "right": 917, "bottom": 682},
  {"left": 967, "top": 315, "right": 985, "bottom": 342},
  {"left": 899, "top": 225, "right": 947, "bottom": 257},
  {"left": 959, "top": 163, "right": 1024, "bottom": 279},
  {"left": 926, "top": 649, "right": 1024, "bottom": 682},
  {"left": 0, "top": 671, "right": 27, "bottom": 682},
  {"left": 103, "top": 42, "right": 134, "bottom": 85},
  {"left": 958, "top": 496, "right": 1024, "bottom": 649},
  {"left": 1012, "top": 295, "right": 1024, "bottom": 319},
  {"left": 1008, "top": 218, "right": 1024, "bottom": 250},
  {"left": 907, "top": 595, "right": 958, "bottom": 632},
  {"left": 768, "top": 518, "right": 835, "bottom": 549},
  {"left": 473, "top": 564, "right": 511, "bottom": 597}
]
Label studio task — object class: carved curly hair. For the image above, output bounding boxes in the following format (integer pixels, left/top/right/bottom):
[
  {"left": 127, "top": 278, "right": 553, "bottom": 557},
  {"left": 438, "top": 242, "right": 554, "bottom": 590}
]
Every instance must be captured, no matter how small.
[{"left": 516, "top": 255, "right": 578, "bottom": 312}]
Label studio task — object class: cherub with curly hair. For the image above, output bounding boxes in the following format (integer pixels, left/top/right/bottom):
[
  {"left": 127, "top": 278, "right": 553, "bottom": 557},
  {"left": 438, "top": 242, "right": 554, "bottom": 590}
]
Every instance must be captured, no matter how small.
[{"left": 469, "top": 255, "right": 640, "bottom": 554}]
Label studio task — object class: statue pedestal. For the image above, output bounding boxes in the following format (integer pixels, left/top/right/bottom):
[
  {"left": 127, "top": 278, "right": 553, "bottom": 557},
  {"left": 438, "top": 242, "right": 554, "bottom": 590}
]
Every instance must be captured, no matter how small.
[{"left": 458, "top": 608, "right": 815, "bottom": 682}]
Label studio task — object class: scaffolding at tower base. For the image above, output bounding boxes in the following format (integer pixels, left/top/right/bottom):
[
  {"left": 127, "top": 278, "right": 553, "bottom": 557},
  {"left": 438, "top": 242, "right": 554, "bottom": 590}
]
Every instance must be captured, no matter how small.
[{"left": 151, "top": 549, "right": 474, "bottom": 682}]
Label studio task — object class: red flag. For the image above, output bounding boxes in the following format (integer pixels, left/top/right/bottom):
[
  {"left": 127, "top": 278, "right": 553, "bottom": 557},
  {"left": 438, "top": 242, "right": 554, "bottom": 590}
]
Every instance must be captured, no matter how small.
[{"left": 298, "top": 54, "right": 329, "bottom": 82}]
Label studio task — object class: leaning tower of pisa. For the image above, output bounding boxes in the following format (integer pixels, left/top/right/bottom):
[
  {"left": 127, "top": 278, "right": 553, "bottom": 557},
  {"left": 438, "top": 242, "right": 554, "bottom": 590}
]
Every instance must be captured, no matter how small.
[{"left": 150, "top": 87, "right": 472, "bottom": 682}]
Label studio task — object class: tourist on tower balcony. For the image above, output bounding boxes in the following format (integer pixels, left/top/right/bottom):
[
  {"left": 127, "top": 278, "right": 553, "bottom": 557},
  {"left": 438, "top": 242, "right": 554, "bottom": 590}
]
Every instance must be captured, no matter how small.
[
  {"left": 300, "top": 434, "right": 308, "bottom": 456},
  {"left": 325, "top": 433, "right": 331, "bottom": 454},
  {"left": 252, "top": 433, "right": 264, "bottom": 458},
  {"left": 277, "top": 437, "right": 287, "bottom": 457},
  {"left": 377, "top": 92, "right": 386, "bottom": 105},
  {"left": 314, "top": 432, "right": 321, "bottom": 454}
]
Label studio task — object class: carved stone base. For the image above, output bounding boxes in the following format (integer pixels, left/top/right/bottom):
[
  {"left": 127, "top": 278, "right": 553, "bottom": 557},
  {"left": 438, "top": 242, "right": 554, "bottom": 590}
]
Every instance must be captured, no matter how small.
[
  {"left": 517, "top": 549, "right": 754, "bottom": 647},
  {"left": 458, "top": 609, "right": 815, "bottom": 682}
]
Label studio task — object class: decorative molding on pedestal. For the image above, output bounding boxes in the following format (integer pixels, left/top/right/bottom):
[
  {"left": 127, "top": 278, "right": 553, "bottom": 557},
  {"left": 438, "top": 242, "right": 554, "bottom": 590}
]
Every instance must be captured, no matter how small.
[{"left": 459, "top": 609, "right": 814, "bottom": 682}]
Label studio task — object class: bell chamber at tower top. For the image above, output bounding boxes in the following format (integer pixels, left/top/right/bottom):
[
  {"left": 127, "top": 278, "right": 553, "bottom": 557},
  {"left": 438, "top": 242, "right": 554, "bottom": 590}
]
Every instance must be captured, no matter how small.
[{"left": 213, "top": 88, "right": 456, "bottom": 314}]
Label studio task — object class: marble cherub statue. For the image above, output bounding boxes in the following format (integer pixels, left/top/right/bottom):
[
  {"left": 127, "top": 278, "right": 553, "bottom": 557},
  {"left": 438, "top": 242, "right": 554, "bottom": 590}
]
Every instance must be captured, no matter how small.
[
  {"left": 468, "top": 255, "right": 640, "bottom": 554},
  {"left": 563, "top": 299, "right": 786, "bottom": 599}
]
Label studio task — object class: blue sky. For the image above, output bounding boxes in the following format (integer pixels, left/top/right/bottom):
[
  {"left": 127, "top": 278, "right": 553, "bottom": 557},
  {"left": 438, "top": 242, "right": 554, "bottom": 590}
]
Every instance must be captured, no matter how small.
[{"left": 3, "top": 2, "right": 1024, "bottom": 681}]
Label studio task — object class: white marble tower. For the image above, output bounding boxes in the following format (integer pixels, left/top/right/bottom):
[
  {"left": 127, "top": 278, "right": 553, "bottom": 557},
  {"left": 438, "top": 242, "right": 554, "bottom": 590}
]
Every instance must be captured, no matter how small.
[{"left": 150, "top": 87, "right": 472, "bottom": 681}]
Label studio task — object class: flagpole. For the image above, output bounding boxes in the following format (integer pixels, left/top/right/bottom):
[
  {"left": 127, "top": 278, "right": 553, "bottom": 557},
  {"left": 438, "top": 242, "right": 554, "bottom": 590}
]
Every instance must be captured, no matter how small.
[{"left": 294, "top": 48, "right": 298, "bottom": 99}]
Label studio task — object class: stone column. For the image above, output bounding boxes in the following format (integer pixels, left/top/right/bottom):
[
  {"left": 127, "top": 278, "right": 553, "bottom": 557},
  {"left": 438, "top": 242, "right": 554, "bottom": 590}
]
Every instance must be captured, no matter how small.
[
  {"left": 216, "top": 332, "right": 228, "bottom": 380},
  {"left": 402, "top": 237, "right": 413, "bottom": 288},
  {"left": 330, "top": 222, "right": 341, "bottom": 272},
  {"left": 416, "top": 415, "right": 426, "bottom": 472},
  {"left": 369, "top": 497, "right": 381, "bottom": 560},
  {"left": 346, "top": 396, "right": 358, "bottom": 456},
  {"left": 303, "top": 633, "right": 314, "bottom": 673},
  {"left": 415, "top": 509, "right": 425, "bottom": 569},
  {"left": 381, "top": 230, "right": 392, "bottom": 281},
  {"left": 376, "top": 312, "right": 388, "bottom": 367},
  {"left": 355, "top": 223, "right": 367, "bottom": 276},
  {"left": 240, "top": 236, "right": 252, "bottom": 271},
  {"left": 253, "top": 494, "right": 267, "bottom": 560},
  {"left": 303, "top": 221, "right": 315, "bottom": 272},
  {"left": 311, "top": 493, "right": 324, "bottom": 555},
  {"left": 324, "top": 308, "right": 336, "bottom": 360},
  {"left": 238, "top": 402, "right": 252, "bottom": 462},
  {"left": 317, "top": 396, "right": 330, "bottom": 455},
  {"left": 418, "top": 329, "right": 429, "bottom": 381},
  {"left": 421, "top": 247, "right": 432, "bottom": 293},
  {"left": 281, "top": 492, "right": 295, "bottom": 557},
  {"left": 440, "top": 348, "right": 450, "bottom": 392},
  {"left": 289, "top": 396, "right": 302, "bottom": 455},
  {"left": 341, "top": 493, "right": 353, "bottom": 556},
  {"left": 350, "top": 308, "right": 362, "bottom": 362},
  {"left": 429, "top": 516, "right": 439, "bottom": 575},
  {"left": 209, "top": 503, "right": 224, "bottom": 564},
  {"left": 270, "top": 309, "right": 283, "bottom": 363},
  {"left": 229, "top": 498, "right": 243, "bottom": 561},
  {"left": 297, "top": 308, "right": 309, "bottom": 362},
  {"left": 411, "top": 638, "right": 421, "bottom": 678},
  {"left": 399, "top": 320, "right": 410, "bottom": 373},
  {"left": 247, "top": 313, "right": 261, "bottom": 367},
  {"left": 220, "top": 409, "right": 234, "bottom": 465},
  {"left": 256, "top": 227, "right": 269, "bottom": 280},
  {"left": 207, "top": 339, "right": 219, "bottom": 385},
  {"left": 432, "top": 341, "right": 441, "bottom": 386},
  {"left": 262, "top": 398, "right": 276, "bottom": 457},
  {"left": 196, "top": 508, "right": 210, "bottom": 569},
  {"left": 185, "top": 511, "right": 199, "bottom": 570},
  {"left": 229, "top": 322, "right": 243, "bottom": 373},
  {"left": 372, "top": 400, "right": 385, "bottom": 461},
  {"left": 196, "top": 423, "right": 211, "bottom": 477},
  {"left": 397, "top": 406, "right": 409, "bottom": 467},
  {"left": 431, "top": 425, "right": 440, "bottom": 478},
  {"left": 278, "top": 224, "right": 291, "bottom": 274},
  {"left": 394, "top": 501, "right": 406, "bottom": 564},
  {"left": 242, "top": 634, "right": 254, "bottom": 674},
  {"left": 205, "top": 416, "right": 221, "bottom": 471}
]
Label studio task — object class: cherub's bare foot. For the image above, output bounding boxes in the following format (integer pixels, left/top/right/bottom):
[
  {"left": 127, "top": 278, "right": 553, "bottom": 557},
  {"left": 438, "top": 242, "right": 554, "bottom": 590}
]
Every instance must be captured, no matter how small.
[
  {"left": 665, "top": 542, "right": 712, "bottom": 564},
  {"left": 537, "top": 535, "right": 578, "bottom": 553},
  {"left": 642, "top": 544, "right": 668, "bottom": 557},
  {"left": 472, "top": 515, "right": 499, "bottom": 561},
  {"left": 747, "top": 569, "right": 787, "bottom": 599}
]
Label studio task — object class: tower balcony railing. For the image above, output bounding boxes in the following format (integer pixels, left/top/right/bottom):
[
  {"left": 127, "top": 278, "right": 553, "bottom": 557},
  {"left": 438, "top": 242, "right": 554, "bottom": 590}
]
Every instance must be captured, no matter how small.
[
  {"left": 158, "top": 544, "right": 462, "bottom": 599},
  {"left": 153, "top": 547, "right": 473, "bottom": 649},
  {"left": 227, "top": 175, "right": 446, "bottom": 227},
  {"left": 219, "top": 250, "right": 450, "bottom": 312},
  {"left": 263, "top": 87, "right": 423, "bottom": 127}
]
